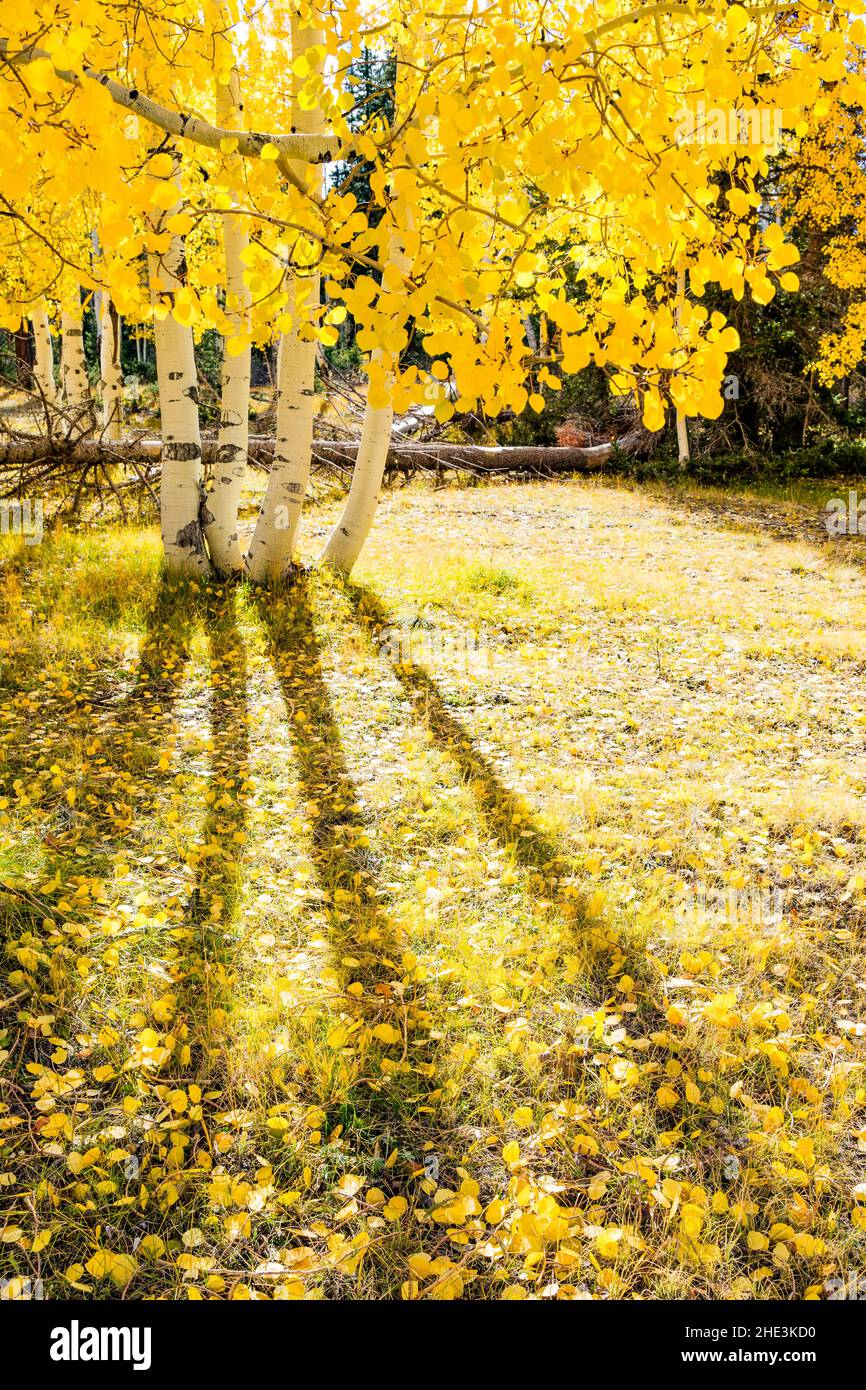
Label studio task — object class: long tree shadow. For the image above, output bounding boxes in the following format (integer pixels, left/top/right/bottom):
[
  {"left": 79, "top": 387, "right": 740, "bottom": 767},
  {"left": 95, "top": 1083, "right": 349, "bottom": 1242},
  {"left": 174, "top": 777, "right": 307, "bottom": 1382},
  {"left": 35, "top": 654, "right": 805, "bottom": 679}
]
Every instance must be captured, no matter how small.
[
  {"left": 338, "top": 583, "right": 767, "bottom": 1212},
  {"left": 0, "top": 573, "right": 215, "bottom": 1293},
  {"left": 341, "top": 581, "right": 602, "bottom": 955},
  {"left": 253, "top": 577, "right": 461, "bottom": 1283},
  {"left": 0, "top": 571, "right": 200, "bottom": 873},
  {"left": 0, "top": 573, "right": 202, "bottom": 1057},
  {"left": 47, "top": 583, "right": 251, "bottom": 1279},
  {"left": 170, "top": 584, "right": 250, "bottom": 1069},
  {"left": 86, "top": 574, "right": 202, "bottom": 839},
  {"left": 134, "top": 585, "right": 253, "bottom": 1225},
  {"left": 341, "top": 579, "right": 858, "bottom": 1296}
]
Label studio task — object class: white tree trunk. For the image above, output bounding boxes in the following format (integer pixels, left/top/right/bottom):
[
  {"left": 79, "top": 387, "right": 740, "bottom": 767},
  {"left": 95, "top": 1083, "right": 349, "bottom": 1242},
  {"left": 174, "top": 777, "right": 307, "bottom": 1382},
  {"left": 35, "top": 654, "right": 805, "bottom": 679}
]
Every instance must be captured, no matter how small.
[
  {"left": 100, "top": 298, "right": 123, "bottom": 440},
  {"left": 245, "top": 14, "right": 323, "bottom": 582},
  {"left": 321, "top": 212, "right": 412, "bottom": 576},
  {"left": 320, "top": 365, "right": 395, "bottom": 576},
  {"left": 204, "top": 69, "right": 251, "bottom": 575},
  {"left": 31, "top": 310, "right": 58, "bottom": 407},
  {"left": 245, "top": 285, "right": 318, "bottom": 581},
  {"left": 147, "top": 160, "right": 209, "bottom": 573},
  {"left": 60, "top": 305, "right": 90, "bottom": 409},
  {"left": 676, "top": 408, "right": 690, "bottom": 466},
  {"left": 675, "top": 266, "right": 691, "bottom": 468}
]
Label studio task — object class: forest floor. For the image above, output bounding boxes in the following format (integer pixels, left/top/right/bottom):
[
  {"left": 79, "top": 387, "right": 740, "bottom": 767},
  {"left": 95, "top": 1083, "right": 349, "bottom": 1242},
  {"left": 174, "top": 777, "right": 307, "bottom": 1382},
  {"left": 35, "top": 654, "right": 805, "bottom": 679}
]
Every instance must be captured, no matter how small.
[{"left": 1, "top": 477, "right": 866, "bottom": 1300}]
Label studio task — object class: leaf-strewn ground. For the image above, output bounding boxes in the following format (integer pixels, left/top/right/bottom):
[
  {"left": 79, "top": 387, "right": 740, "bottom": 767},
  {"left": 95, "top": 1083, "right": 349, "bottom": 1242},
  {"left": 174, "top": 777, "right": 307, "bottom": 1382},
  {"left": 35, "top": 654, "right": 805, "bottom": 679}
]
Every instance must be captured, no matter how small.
[{"left": 1, "top": 478, "right": 865, "bottom": 1300}]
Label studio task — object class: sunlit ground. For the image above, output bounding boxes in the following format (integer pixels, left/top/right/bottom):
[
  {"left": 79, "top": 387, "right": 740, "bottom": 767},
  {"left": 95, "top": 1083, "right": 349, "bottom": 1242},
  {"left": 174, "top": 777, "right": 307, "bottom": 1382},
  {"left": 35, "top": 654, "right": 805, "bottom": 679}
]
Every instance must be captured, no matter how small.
[{"left": 1, "top": 478, "right": 865, "bottom": 1300}]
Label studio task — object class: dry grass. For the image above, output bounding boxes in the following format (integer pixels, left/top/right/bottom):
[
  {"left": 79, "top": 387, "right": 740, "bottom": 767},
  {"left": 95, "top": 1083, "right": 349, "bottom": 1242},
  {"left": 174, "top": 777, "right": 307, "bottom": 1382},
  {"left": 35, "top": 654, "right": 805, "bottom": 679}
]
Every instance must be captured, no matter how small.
[{"left": 1, "top": 478, "right": 865, "bottom": 1300}]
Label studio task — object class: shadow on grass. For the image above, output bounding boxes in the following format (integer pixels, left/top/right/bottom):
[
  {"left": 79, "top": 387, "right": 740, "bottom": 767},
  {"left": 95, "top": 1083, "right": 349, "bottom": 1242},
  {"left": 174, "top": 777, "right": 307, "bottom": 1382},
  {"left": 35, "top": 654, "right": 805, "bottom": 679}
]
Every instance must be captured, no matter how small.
[
  {"left": 342, "top": 579, "right": 595, "bottom": 942},
  {"left": 644, "top": 483, "right": 866, "bottom": 568},
  {"left": 336, "top": 577, "right": 828, "bottom": 1295},
  {"left": 80, "top": 581, "right": 255, "bottom": 1279},
  {"left": 0, "top": 574, "right": 203, "bottom": 1042},
  {"left": 52, "top": 572, "right": 202, "bottom": 857},
  {"left": 170, "top": 584, "right": 250, "bottom": 1077},
  {"left": 253, "top": 576, "right": 460, "bottom": 1287},
  {"left": 0, "top": 574, "right": 245, "bottom": 1292}
]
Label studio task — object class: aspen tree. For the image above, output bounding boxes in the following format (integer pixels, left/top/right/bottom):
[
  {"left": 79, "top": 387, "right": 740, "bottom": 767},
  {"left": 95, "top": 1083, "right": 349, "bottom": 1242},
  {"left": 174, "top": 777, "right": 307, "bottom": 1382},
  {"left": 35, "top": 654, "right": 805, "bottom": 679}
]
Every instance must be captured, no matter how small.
[
  {"left": 147, "top": 151, "right": 209, "bottom": 573},
  {"left": 675, "top": 267, "right": 691, "bottom": 469},
  {"left": 31, "top": 309, "right": 58, "bottom": 408},
  {"left": 245, "top": 10, "right": 325, "bottom": 582},
  {"left": 100, "top": 297, "right": 123, "bottom": 440},
  {"left": 60, "top": 301, "right": 90, "bottom": 413},
  {"left": 204, "top": 66, "right": 251, "bottom": 574},
  {"left": 0, "top": 2, "right": 857, "bottom": 575},
  {"left": 321, "top": 200, "right": 414, "bottom": 574}
]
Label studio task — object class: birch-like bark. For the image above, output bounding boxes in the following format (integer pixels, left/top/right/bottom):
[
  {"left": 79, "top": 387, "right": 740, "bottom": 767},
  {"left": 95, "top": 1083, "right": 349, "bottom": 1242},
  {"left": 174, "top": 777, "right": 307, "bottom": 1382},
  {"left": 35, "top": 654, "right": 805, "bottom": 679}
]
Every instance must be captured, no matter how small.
[
  {"left": 245, "top": 283, "right": 319, "bottom": 581},
  {"left": 321, "top": 211, "right": 412, "bottom": 576},
  {"left": 100, "top": 298, "right": 123, "bottom": 440},
  {"left": 204, "top": 69, "right": 251, "bottom": 575},
  {"left": 0, "top": 38, "right": 345, "bottom": 166},
  {"left": 147, "top": 158, "right": 210, "bottom": 573},
  {"left": 675, "top": 265, "right": 690, "bottom": 468},
  {"left": 31, "top": 310, "right": 58, "bottom": 408},
  {"left": 245, "top": 14, "right": 324, "bottom": 582},
  {"left": 60, "top": 304, "right": 90, "bottom": 409},
  {"left": 676, "top": 403, "right": 690, "bottom": 466}
]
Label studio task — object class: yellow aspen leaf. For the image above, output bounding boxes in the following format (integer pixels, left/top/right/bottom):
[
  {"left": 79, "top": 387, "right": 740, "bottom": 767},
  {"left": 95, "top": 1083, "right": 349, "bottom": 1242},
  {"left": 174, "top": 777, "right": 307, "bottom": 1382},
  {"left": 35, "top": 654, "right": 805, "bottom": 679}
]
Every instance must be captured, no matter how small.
[
  {"left": 680, "top": 1203, "right": 705, "bottom": 1239},
  {"left": 371, "top": 1023, "right": 401, "bottom": 1044}
]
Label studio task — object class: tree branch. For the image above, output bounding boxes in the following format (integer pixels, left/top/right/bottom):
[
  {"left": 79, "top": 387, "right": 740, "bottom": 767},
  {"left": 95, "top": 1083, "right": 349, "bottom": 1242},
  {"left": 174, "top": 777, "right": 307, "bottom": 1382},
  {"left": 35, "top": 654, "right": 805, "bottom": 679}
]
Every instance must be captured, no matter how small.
[{"left": 0, "top": 38, "right": 356, "bottom": 165}]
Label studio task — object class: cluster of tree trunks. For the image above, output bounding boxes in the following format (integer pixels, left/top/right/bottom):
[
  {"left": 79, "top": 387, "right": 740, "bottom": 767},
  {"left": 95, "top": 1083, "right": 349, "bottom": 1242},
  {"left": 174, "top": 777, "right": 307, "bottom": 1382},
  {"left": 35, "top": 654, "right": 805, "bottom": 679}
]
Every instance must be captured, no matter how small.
[{"left": 0, "top": 25, "right": 662, "bottom": 580}]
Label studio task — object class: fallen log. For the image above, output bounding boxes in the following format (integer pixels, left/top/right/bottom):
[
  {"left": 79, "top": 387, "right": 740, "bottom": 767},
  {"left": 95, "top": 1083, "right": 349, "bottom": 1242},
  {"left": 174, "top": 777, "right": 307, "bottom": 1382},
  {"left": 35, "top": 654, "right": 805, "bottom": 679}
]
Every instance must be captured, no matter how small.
[
  {"left": 0, "top": 425, "right": 659, "bottom": 484},
  {"left": 313, "top": 439, "right": 618, "bottom": 474}
]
